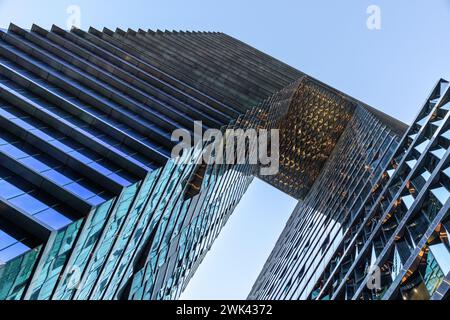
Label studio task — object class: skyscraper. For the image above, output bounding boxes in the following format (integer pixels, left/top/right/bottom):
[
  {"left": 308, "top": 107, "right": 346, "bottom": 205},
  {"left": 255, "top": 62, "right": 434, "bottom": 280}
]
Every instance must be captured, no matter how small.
[
  {"left": 250, "top": 80, "right": 450, "bottom": 301},
  {"left": 0, "top": 23, "right": 302, "bottom": 300},
  {"left": 0, "top": 24, "right": 447, "bottom": 301}
]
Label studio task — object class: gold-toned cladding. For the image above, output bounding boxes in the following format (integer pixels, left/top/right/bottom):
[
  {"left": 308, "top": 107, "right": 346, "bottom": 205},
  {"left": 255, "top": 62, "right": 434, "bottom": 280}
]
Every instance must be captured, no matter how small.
[{"left": 261, "top": 80, "right": 356, "bottom": 199}]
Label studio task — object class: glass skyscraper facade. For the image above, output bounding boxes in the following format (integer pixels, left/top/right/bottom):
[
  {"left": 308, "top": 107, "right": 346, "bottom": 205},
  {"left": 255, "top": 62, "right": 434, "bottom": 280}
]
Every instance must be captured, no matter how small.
[
  {"left": 0, "top": 23, "right": 301, "bottom": 300},
  {"left": 250, "top": 80, "right": 450, "bottom": 301},
  {"left": 0, "top": 23, "right": 448, "bottom": 301}
]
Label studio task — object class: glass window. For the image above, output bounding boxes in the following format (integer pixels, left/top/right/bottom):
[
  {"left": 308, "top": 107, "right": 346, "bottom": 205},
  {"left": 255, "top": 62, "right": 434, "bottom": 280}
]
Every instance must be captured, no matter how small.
[
  {"left": 431, "top": 148, "right": 446, "bottom": 160},
  {"left": 387, "top": 169, "right": 395, "bottom": 177},
  {"left": 406, "top": 159, "right": 417, "bottom": 169},
  {"left": 31, "top": 129, "right": 54, "bottom": 143},
  {"left": 402, "top": 195, "right": 415, "bottom": 210},
  {"left": 87, "top": 194, "right": 107, "bottom": 207},
  {"left": 440, "top": 101, "right": 450, "bottom": 111},
  {"left": 0, "top": 242, "right": 30, "bottom": 263},
  {"left": 0, "top": 179, "right": 24, "bottom": 199},
  {"left": 11, "top": 117, "right": 35, "bottom": 131},
  {"left": 0, "top": 230, "right": 17, "bottom": 251},
  {"left": 414, "top": 140, "right": 429, "bottom": 153},
  {"left": 391, "top": 246, "right": 403, "bottom": 281},
  {"left": 49, "top": 140, "right": 73, "bottom": 153},
  {"left": 429, "top": 243, "right": 450, "bottom": 274},
  {"left": 416, "top": 116, "right": 429, "bottom": 127},
  {"left": 44, "top": 169, "right": 73, "bottom": 186},
  {"left": 421, "top": 170, "right": 432, "bottom": 181},
  {"left": 9, "top": 193, "right": 48, "bottom": 215},
  {"left": 20, "top": 156, "right": 51, "bottom": 173},
  {"left": 431, "top": 186, "right": 450, "bottom": 205},
  {"left": 0, "top": 144, "right": 28, "bottom": 159},
  {"left": 88, "top": 161, "right": 113, "bottom": 176},
  {"left": 108, "top": 172, "right": 132, "bottom": 187},
  {"left": 65, "top": 182, "right": 96, "bottom": 200},
  {"left": 431, "top": 119, "right": 444, "bottom": 128},
  {"left": 423, "top": 249, "right": 445, "bottom": 295},
  {"left": 444, "top": 167, "right": 450, "bottom": 179},
  {"left": 34, "top": 208, "right": 72, "bottom": 230},
  {"left": 441, "top": 129, "right": 450, "bottom": 140}
]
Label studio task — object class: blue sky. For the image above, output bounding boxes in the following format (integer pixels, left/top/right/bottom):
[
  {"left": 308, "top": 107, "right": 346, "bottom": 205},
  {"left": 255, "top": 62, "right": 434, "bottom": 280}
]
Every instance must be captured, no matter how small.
[{"left": 1, "top": 0, "right": 450, "bottom": 299}]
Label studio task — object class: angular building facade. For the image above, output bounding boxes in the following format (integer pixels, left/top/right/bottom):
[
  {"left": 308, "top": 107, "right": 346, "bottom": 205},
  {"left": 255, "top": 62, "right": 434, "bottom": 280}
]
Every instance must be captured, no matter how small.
[
  {"left": 0, "top": 23, "right": 302, "bottom": 300},
  {"left": 250, "top": 80, "right": 450, "bottom": 301},
  {"left": 0, "top": 23, "right": 448, "bottom": 301}
]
